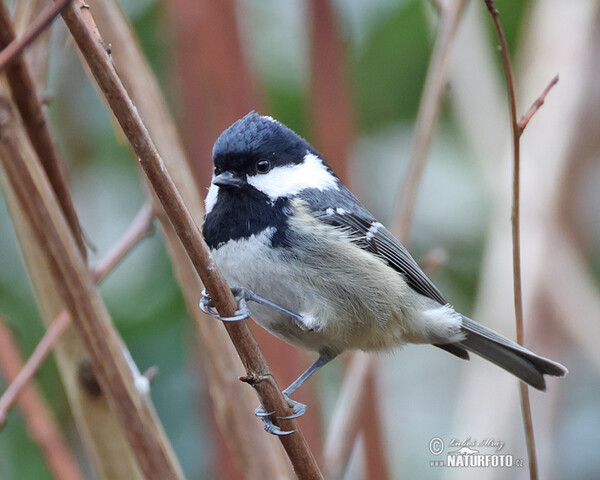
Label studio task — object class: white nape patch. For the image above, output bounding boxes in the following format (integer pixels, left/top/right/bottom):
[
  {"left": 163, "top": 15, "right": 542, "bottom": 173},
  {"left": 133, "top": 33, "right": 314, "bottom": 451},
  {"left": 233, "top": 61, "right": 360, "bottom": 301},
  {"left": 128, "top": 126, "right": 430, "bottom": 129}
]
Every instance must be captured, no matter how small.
[
  {"left": 365, "top": 221, "right": 382, "bottom": 241},
  {"left": 247, "top": 152, "right": 338, "bottom": 200},
  {"left": 422, "top": 304, "right": 464, "bottom": 342},
  {"left": 205, "top": 183, "right": 219, "bottom": 214}
]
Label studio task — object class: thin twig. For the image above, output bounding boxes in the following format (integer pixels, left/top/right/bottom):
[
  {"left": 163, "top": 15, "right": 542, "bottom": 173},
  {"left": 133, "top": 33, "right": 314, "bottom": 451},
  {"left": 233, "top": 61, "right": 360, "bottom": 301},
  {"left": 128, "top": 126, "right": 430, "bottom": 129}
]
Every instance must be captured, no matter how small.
[
  {"left": 0, "top": 315, "right": 84, "bottom": 480},
  {"left": 0, "top": 0, "right": 86, "bottom": 255},
  {"left": 484, "top": 1, "right": 537, "bottom": 478},
  {"left": 0, "top": 0, "right": 73, "bottom": 71},
  {"left": 518, "top": 74, "right": 559, "bottom": 134},
  {"left": 0, "top": 204, "right": 154, "bottom": 425},
  {"left": 60, "top": 2, "right": 321, "bottom": 477}
]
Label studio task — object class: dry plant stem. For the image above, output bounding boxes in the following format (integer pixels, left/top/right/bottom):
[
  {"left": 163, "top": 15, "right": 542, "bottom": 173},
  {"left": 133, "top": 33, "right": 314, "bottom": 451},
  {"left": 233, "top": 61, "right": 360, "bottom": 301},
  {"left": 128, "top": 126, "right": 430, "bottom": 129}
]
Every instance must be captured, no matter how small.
[
  {"left": 60, "top": 3, "right": 321, "bottom": 478},
  {"left": 0, "top": 316, "right": 84, "bottom": 480},
  {"left": 392, "top": 0, "right": 468, "bottom": 238},
  {"left": 0, "top": 0, "right": 72, "bottom": 71},
  {"left": 0, "top": 0, "right": 85, "bottom": 255},
  {"left": 484, "top": 1, "right": 538, "bottom": 479},
  {"left": 0, "top": 204, "right": 154, "bottom": 424}
]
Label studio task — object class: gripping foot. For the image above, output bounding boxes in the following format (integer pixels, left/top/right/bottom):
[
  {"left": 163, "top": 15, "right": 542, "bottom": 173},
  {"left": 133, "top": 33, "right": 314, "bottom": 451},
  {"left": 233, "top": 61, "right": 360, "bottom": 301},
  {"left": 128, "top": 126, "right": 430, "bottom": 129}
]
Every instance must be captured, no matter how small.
[
  {"left": 254, "top": 395, "right": 307, "bottom": 436},
  {"left": 199, "top": 287, "right": 251, "bottom": 321}
]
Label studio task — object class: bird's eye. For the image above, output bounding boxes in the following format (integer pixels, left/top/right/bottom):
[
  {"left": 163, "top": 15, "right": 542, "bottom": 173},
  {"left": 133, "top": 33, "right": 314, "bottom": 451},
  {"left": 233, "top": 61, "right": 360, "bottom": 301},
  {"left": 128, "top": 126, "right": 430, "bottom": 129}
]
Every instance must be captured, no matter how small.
[{"left": 255, "top": 159, "right": 271, "bottom": 174}]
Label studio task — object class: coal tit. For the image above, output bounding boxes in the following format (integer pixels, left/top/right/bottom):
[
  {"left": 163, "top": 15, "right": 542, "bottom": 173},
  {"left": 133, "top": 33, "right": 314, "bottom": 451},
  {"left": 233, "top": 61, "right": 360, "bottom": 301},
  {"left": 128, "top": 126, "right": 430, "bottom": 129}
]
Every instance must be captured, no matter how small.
[{"left": 202, "top": 112, "right": 567, "bottom": 432}]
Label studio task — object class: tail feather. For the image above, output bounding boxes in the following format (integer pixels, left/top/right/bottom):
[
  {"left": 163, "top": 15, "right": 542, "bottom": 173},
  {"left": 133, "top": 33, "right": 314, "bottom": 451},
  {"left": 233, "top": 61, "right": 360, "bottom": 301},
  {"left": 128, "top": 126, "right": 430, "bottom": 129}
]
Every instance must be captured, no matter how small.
[{"left": 456, "top": 316, "right": 567, "bottom": 391}]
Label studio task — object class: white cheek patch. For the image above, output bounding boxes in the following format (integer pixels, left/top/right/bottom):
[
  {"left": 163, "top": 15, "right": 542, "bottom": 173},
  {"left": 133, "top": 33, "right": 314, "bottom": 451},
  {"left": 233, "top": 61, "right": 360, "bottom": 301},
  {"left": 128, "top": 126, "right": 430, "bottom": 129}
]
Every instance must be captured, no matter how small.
[
  {"left": 247, "top": 152, "right": 338, "bottom": 200},
  {"left": 205, "top": 183, "right": 219, "bottom": 214}
]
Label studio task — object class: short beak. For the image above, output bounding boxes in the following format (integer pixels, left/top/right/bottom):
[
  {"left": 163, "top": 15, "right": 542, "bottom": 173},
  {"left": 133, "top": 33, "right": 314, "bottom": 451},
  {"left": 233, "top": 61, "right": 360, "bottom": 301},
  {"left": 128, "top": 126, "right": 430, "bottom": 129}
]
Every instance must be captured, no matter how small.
[{"left": 212, "top": 171, "right": 245, "bottom": 188}]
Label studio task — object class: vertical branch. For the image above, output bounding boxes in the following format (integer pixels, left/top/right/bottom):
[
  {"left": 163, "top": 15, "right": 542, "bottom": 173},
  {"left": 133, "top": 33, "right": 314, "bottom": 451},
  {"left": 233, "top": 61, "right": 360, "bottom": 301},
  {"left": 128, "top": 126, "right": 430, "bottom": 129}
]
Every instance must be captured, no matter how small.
[
  {"left": 308, "top": 0, "right": 354, "bottom": 184},
  {"left": 167, "top": 0, "right": 259, "bottom": 189},
  {"left": 482, "top": 2, "right": 558, "bottom": 479},
  {"left": 0, "top": 315, "right": 84, "bottom": 480}
]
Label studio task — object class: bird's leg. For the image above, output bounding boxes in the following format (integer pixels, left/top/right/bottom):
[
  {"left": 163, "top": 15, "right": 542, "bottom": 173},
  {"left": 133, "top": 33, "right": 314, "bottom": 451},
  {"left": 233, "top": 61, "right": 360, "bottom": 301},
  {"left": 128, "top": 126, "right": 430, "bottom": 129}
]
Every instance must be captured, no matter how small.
[
  {"left": 255, "top": 352, "right": 336, "bottom": 435},
  {"left": 235, "top": 287, "right": 308, "bottom": 327},
  {"left": 200, "top": 285, "right": 314, "bottom": 330}
]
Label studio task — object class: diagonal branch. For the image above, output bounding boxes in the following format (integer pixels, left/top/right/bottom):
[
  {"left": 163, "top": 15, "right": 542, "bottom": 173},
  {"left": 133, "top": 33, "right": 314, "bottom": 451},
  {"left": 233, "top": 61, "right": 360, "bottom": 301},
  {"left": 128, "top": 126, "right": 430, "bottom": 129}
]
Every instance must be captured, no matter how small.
[
  {"left": 518, "top": 74, "right": 559, "bottom": 134},
  {"left": 0, "top": 93, "right": 185, "bottom": 479},
  {"left": 0, "top": 204, "right": 154, "bottom": 425},
  {"left": 0, "top": 0, "right": 73, "bottom": 71},
  {"left": 59, "top": 2, "right": 321, "bottom": 477},
  {"left": 86, "top": 0, "right": 291, "bottom": 476},
  {"left": 391, "top": 0, "right": 469, "bottom": 239}
]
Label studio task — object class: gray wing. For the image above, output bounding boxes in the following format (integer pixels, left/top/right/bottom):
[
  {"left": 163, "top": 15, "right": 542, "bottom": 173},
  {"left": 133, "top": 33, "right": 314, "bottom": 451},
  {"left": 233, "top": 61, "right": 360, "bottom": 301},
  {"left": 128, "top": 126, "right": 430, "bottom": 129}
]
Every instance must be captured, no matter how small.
[
  {"left": 298, "top": 186, "right": 470, "bottom": 360},
  {"left": 306, "top": 198, "right": 447, "bottom": 306}
]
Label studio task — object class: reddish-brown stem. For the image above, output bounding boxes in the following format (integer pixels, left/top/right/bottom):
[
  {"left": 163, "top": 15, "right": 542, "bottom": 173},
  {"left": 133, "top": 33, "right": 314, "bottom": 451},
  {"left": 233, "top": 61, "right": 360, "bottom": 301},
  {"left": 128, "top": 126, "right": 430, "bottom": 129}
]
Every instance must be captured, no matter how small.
[
  {"left": 0, "top": 315, "right": 84, "bottom": 480},
  {"left": 518, "top": 74, "right": 559, "bottom": 134},
  {"left": 308, "top": 0, "right": 354, "bottom": 184},
  {"left": 0, "top": 0, "right": 85, "bottom": 255},
  {"left": 60, "top": 2, "right": 321, "bottom": 477},
  {"left": 484, "top": 1, "right": 537, "bottom": 478},
  {"left": 0, "top": 204, "right": 154, "bottom": 425}
]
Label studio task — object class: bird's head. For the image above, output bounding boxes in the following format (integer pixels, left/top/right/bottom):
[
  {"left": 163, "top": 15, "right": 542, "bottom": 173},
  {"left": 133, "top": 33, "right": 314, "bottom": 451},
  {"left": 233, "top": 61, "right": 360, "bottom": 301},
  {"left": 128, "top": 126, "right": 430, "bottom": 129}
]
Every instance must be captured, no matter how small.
[{"left": 208, "top": 112, "right": 338, "bottom": 208}]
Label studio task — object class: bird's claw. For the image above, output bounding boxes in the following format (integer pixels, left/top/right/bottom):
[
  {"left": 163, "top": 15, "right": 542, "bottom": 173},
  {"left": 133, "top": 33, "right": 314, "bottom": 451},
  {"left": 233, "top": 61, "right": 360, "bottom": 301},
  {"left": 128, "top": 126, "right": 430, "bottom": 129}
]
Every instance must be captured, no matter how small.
[
  {"left": 254, "top": 396, "right": 307, "bottom": 435},
  {"left": 199, "top": 288, "right": 251, "bottom": 321}
]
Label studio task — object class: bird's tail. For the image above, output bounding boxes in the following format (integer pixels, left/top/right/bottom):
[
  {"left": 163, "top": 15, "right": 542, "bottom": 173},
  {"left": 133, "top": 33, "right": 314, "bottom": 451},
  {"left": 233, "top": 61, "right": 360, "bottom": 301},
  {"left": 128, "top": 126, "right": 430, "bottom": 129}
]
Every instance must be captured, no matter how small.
[{"left": 457, "top": 316, "right": 567, "bottom": 391}]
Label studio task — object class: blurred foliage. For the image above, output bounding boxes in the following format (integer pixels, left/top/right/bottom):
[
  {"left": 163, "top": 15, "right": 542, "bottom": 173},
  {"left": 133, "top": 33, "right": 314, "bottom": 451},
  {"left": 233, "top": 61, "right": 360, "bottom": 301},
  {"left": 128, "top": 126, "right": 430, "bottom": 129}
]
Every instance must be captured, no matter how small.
[{"left": 352, "top": 0, "right": 431, "bottom": 131}]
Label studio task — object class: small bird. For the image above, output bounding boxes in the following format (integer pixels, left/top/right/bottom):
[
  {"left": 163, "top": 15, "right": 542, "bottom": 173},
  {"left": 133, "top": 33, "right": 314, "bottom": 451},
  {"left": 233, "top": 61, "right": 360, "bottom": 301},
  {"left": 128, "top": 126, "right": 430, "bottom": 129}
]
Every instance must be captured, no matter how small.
[{"left": 202, "top": 112, "right": 567, "bottom": 434}]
